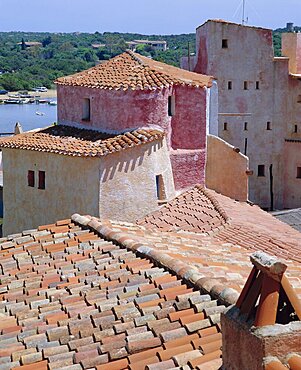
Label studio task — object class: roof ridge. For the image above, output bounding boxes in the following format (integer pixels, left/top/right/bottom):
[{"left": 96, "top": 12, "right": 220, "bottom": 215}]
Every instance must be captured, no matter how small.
[
  {"left": 71, "top": 213, "right": 239, "bottom": 307},
  {"left": 196, "top": 186, "right": 230, "bottom": 224}
]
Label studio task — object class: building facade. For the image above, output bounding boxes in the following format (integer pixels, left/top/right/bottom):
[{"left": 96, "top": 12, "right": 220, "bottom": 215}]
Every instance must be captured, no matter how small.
[
  {"left": 57, "top": 50, "right": 216, "bottom": 190},
  {"left": 182, "top": 20, "right": 301, "bottom": 210}
]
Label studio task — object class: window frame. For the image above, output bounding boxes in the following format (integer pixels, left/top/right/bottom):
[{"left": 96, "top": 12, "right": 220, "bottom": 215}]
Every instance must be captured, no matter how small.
[
  {"left": 28, "top": 170, "right": 35, "bottom": 187},
  {"left": 38, "top": 170, "right": 46, "bottom": 190},
  {"left": 82, "top": 98, "right": 91, "bottom": 121}
]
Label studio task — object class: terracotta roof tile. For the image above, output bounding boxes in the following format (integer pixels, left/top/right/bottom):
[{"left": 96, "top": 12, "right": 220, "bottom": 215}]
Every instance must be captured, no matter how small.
[
  {"left": 0, "top": 125, "right": 164, "bottom": 157},
  {"left": 56, "top": 50, "right": 213, "bottom": 90},
  {"left": 0, "top": 218, "right": 222, "bottom": 370}
]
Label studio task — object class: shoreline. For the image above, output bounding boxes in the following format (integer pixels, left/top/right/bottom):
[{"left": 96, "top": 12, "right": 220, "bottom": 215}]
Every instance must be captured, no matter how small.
[{"left": 0, "top": 89, "right": 57, "bottom": 99}]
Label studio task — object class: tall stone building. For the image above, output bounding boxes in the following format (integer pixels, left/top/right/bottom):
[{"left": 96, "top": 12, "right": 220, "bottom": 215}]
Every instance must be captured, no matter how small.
[{"left": 182, "top": 20, "right": 301, "bottom": 210}]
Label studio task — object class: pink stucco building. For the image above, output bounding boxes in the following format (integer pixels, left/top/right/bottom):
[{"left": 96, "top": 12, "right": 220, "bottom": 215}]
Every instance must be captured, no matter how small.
[
  {"left": 182, "top": 20, "right": 301, "bottom": 210},
  {"left": 56, "top": 51, "right": 215, "bottom": 190}
]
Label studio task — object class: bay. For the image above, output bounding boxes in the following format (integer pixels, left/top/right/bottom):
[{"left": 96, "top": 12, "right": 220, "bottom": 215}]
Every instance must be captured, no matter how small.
[{"left": 0, "top": 101, "right": 57, "bottom": 134}]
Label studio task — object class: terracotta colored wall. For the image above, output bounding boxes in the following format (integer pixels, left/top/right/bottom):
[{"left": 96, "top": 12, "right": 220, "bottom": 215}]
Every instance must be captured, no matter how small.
[
  {"left": 2, "top": 148, "right": 100, "bottom": 235},
  {"left": 170, "top": 149, "right": 206, "bottom": 189},
  {"left": 99, "top": 138, "right": 175, "bottom": 222},
  {"left": 206, "top": 135, "right": 249, "bottom": 201}
]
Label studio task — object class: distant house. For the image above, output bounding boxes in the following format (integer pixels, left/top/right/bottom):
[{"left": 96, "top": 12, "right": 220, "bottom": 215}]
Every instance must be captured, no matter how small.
[
  {"left": 126, "top": 40, "right": 167, "bottom": 51},
  {"left": 0, "top": 50, "right": 219, "bottom": 235},
  {"left": 17, "top": 41, "right": 42, "bottom": 48}
]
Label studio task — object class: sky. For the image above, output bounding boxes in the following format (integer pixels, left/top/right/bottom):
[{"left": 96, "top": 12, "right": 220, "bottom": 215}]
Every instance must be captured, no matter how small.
[{"left": 0, "top": 0, "right": 300, "bottom": 34}]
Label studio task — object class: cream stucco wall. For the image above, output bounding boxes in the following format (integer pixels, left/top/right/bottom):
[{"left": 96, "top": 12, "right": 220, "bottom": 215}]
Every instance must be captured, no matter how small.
[
  {"left": 206, "top": 134, "right": 249, "bottom": 201},
  {"left": 2, "top": 148, "right": 100, "bottom": 235},
  {"left": 99, "top": 139, "right": 175, "bottom": 222},
  {"left": 2, "top": 137, "right": 175, "bottom": 235}
]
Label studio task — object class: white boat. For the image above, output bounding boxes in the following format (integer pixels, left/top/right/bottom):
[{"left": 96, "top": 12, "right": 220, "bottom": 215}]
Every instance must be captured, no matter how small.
[
  {"left": 48, "top": 100, "right": 57, "bottom": 106},
  {"left": 35, "top": 111, "right": 45, "bottom": 116}
]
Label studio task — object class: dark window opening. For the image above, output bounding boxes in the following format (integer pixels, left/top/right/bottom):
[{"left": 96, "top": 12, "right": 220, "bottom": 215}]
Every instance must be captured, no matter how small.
[
  {"left": 156, "top": 175, "right": 165, "bottom": 200},
  {"left": 258, "top": 165, "right": 265, "bottom": 177},
  {"left": 223, "top": 122, "right": 228, "bottom": 131},
  {"left": 244, "top": 138, "right": 248, "bottom": 156},
  {"left": 82, "top": 98, "right": 91, "bottom": 121},
  {"left": 267, "top": 121, "right": 271, "bottom": 130},
  {"left": 228, "top": 81, "right": 232, "bottom": 90},
  {"left": 297, "top": 95, "right": 301, "bottom": 103},
  {"left": 297, "top": 167, "right": 301, "bottom": 179},
  {"left": 294, "top": 125, "right": 298, "bottom": 133},
  {"left": 168, "top": 95, "right": 175, "bottom": 117},
  {"left": 28, "top": 170, "right": 35, "bottom": 187},
  {"left": 244, "top": 81, "right": 248, "bottom": 90},
  {"left": 244, "top": 122, "right": 248, "bottom": 131},
  {"left": 38, "top": 171, "right": 45, "bottom": 190},
  {"left": 256, "top": 81, "right": 260, "bottom": 90},
  {"left": 222, "top": 39, "right": 228, "bottom": 48}
]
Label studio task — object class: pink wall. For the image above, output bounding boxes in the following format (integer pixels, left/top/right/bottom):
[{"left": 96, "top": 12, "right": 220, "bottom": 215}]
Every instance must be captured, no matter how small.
[
  {"left": 170, "top": 149, "right": 206, "bottom": 189},
  {"left": 57, "top": 82, "right": 208, "bottom": 191},
  {"left": 171, "top": 85, "right": 207, "bottom": 150}
]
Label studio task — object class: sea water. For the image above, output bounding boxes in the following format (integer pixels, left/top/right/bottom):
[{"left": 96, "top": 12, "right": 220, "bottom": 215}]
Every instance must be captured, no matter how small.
[{"left": 0, "top": 101, "right": 57, "bottom": 133}]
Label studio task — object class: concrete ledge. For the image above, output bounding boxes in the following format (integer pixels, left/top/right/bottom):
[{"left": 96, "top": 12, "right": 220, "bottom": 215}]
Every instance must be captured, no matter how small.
[{"left": 71, "top": 213, "right": 239, "bottom": 306}]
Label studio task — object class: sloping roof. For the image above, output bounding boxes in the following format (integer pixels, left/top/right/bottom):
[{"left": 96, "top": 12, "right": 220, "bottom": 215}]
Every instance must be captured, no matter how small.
[
  {"left": 56, "top": 50, "right": 213, "bottom": 90},
  {"left": 0, "top": 125, "right": 164, "bottom": 158},
  {"left": 272, "top": 208, "right": 301, "bottom": 233},
  {"left": 139, "top": 186, "right": 301, "bottom": 263},
  {"left": 197, "top": 19, "right": 271, "bottom": 31},
  {"left": 138, "top": 186, "right": 229, "bottom": 233},
  {"left": 0, "top": 218, "right": 223, "bottom": 370}
]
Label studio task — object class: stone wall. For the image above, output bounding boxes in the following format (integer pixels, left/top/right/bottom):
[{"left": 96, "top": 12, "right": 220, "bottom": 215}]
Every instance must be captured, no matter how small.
[
  {"left": 99, "top": 138, "right": 175, "bottom": 222},
  {"left": 2, "top": 148, "right": 100, "bottom": 235},
  {"left": 222, "top": 307, "right": 301, "bottom": 370},
  {"left": 206, "top": 135, "right": 249, "bottom": 201}
]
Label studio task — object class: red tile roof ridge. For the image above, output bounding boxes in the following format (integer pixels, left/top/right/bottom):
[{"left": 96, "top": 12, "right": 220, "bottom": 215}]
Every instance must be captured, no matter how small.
[
  {"left": 71, "top": 213, "right": 240, "bottom": 307},
  {"left": 0, "top": 125, "right": 164, "bottom": 158},
  {"left": 55, "top": 50, "right": 214, "bottom": 90},
  {"left": 137, "top": 185, "right": 230, "bottom": 235}
]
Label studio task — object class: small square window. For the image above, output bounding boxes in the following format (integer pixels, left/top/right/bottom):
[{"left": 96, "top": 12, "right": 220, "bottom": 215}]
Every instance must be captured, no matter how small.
[
  {"left": 168, "top": 95, "right": 175, "bottom": 117},
  {"left": 223, "top": 122, "right": 228, "bottom": 131},
  {"left": 294, "top": 124, "right": 298, "bottom": 133},
  {"left": 222, "top": 39, "right": 228, "bottom": 48},
  {"left": 297, "top": 95, "right": 301, "bottom": 103},
  {"left": 228, "top": 81, "right": 232, "bottom": 90},
  {"left": 297, "top": 167, "right": 301, "bottom": 179},
  {"left": 38, "top": 171, "right": 45, "bottom": 190},
  {"left": 244, "top": 81, "right": 248, "bottom": 90},
  {"left": 244, "top": 122, "right": 248, "bottom": 131},
  {"left": 258, "top": 165, "right": 265, "bottom": 177},
  {"left": 256, "top": 81, "right": 260, "bottom": 90},
  {"left": 266, "top": 121, "right": 271, "bottom": 130},
  {"left": 28, "top": 170, "right": 35, "bottom": 187}
]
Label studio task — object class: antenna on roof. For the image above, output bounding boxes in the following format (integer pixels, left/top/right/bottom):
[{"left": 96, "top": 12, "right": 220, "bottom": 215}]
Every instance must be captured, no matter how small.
[{"left": 242, "top": 0, "right": 246, "bottom": 25}]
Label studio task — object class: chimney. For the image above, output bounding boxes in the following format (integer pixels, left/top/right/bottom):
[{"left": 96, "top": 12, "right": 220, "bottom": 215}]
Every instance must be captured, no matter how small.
[
  {"left": 14, "top": 122, "right": 23, "bottom": 135},
  {"left": 282, "top": 31, "right": 301, "bottom": 74},
  {"left": 221, "top": 251, "right": 301, "bottom": 370}
]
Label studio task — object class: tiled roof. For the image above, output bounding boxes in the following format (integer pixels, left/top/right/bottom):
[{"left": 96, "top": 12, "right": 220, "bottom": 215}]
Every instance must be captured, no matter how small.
[
  {"left": 0, "top": 125, "right": 164, "bottom": 158},
  {"left": 272, "top": 208, "right": 301, "bottom": 233},
  {"left": 139, "top": 186, "right": 301, "bottom": 264},
  {"left": 0, "top": 218, "right": 224, "bottom": 370},
  {"left": 138, "top": 186, "right": 229, "bottom": 233},
  {"left": 56, "top": 50, "right": 213, "bottom": 90}
]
